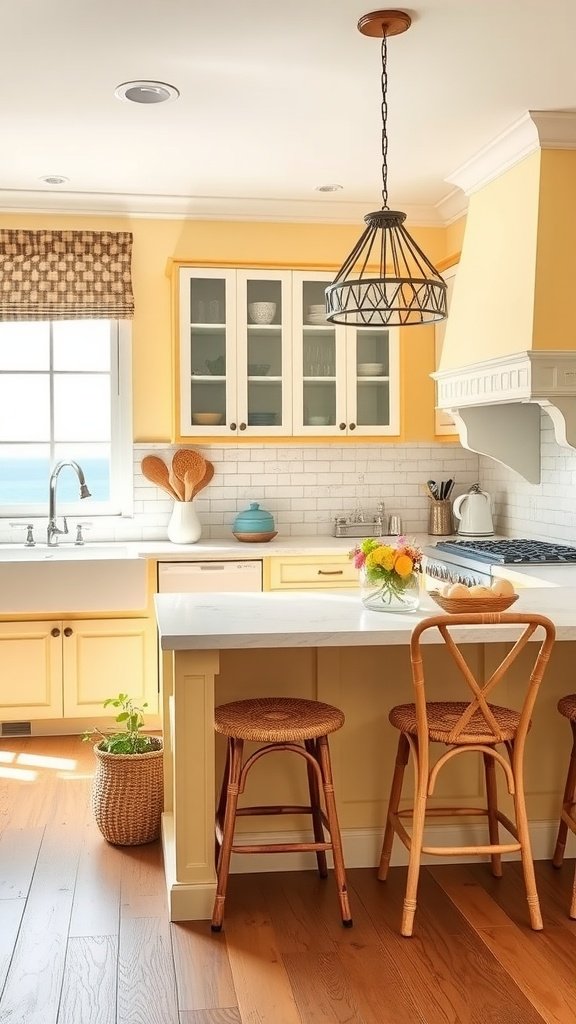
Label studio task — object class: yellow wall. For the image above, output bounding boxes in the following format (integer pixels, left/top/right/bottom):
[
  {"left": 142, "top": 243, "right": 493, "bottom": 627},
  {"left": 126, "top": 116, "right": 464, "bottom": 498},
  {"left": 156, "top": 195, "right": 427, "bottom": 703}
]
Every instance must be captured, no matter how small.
[
  {"left": 0, "top": 211, "right": 447, "bottom": 442},
  {"left": 440, "top": 152, "right": 541, "bottom": 370},
  {"left": 533, "top": 149, "right": 576, "bottom": 348}
]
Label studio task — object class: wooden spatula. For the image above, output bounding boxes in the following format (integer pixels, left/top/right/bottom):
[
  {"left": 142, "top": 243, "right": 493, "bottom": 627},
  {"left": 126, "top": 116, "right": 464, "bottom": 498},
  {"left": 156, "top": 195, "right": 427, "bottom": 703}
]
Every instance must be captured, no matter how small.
[
  {"left": 172, "top": 448, "right": 206, "bottom": 487},
  {"left": 192, "top": 460, "right": 215, "bottom": 497},
  {"left": 141, "top": 456, "right": 179, "bottom": 499}
]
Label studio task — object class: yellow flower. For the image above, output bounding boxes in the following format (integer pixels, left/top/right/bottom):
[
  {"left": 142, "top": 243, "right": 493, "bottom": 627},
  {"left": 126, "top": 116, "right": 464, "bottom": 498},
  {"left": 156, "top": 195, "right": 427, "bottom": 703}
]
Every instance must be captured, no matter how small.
[
  {"left": 394, "top": 553, "right": 413, "bottom": 577},
  {"left": 367, "top": 545, "right": 396, "bottom": 571}
]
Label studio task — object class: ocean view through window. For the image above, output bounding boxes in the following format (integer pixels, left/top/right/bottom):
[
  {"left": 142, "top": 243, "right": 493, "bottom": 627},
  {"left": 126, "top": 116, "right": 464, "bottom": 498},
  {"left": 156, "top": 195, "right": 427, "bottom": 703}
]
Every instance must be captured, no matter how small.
[{"left": 0, "top": 319, "right": 132, "bottom": 515}]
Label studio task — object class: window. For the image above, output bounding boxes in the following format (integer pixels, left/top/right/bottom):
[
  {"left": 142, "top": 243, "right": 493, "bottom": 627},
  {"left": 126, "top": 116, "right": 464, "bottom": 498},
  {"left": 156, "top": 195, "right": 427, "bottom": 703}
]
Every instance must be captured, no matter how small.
[{"left": 0, "top": 319, "right": 132, "bottom": 517}]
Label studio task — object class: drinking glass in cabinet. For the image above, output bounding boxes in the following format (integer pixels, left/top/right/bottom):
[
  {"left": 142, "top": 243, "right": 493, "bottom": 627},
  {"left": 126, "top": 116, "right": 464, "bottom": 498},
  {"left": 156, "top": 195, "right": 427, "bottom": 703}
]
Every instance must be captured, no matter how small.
[{"left": 190, "top": 279, "right": 226, "bottom": 324}]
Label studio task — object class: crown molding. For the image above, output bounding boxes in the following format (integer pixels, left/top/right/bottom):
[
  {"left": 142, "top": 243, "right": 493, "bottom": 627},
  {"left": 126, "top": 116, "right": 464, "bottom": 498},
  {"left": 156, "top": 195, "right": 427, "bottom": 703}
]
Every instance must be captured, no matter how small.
[
  {"left": 445, "top": 110, "right": 576, "bottom": 197},
  {"left": 434, "top": 186, "right": 468, "bottom": 225},
  {"left": 0, "top": 188, "right": 449, "bottom": 227}
]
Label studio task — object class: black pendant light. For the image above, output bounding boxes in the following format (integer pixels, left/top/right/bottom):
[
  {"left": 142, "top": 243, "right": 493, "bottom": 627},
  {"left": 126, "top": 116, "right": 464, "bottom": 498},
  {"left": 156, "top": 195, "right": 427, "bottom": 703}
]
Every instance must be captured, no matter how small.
[{"left": 326, "top": 10, "right": 447, "bottom": 327}]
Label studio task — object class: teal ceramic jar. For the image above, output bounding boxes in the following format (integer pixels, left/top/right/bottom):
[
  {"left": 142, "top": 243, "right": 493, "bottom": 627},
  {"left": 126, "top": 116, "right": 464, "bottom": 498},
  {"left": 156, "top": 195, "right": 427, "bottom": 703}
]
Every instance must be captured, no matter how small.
[{"left": 232, "top": 502, "right": 277, "bottom": 542}]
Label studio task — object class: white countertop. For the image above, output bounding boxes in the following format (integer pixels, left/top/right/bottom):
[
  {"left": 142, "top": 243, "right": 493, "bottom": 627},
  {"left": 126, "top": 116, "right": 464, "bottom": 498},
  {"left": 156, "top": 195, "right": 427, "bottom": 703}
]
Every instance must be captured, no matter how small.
[{"left": 155, "top": 584, "right": 576, "bottom": 650}]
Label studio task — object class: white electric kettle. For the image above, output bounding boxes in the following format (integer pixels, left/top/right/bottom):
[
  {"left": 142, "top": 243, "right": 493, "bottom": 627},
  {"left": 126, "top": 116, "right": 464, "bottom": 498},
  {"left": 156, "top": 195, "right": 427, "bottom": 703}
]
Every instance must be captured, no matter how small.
[{"left": 452, "top": 483, "right": 494, "bottom": 536}]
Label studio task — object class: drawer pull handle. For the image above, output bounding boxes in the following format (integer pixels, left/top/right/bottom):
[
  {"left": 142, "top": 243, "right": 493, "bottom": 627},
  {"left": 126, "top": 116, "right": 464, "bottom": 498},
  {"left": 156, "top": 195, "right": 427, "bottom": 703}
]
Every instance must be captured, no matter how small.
[{"left": 317, "top": 569, "right": 344, "bottom": 575}]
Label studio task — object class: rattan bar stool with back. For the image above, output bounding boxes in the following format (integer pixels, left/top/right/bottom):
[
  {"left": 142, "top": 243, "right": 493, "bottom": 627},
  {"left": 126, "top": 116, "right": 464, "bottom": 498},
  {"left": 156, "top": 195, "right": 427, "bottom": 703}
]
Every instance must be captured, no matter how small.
[
  {"left": 552, "top": 693, "right": 576, "bottom": 918},
  {"left": 212, "top": 696, "right": 352, "bottom": 931},
  {"left": 378, "top": 612, "right": 556, "bottom": 937}
]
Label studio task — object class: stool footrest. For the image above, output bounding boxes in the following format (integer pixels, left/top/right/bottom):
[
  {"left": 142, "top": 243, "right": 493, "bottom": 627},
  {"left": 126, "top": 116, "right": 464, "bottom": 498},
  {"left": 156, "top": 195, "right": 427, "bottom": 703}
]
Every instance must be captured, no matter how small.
[
  {"left": 236, "top": 804, "right": 317, "bottom": 817},
  {"left": 231, "top": 841, "right": 332, "bottom": 855}
]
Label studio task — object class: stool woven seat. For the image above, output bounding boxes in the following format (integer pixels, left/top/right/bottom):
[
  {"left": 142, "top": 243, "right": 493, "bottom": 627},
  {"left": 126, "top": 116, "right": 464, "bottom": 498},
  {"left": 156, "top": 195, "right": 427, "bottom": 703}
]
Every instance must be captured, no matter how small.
[
  {"left": 553, "top": 693, "right": 576, "bottom": 918},
  {"left": 378, "top": 612, "right": 556, "bottom": 937},
  {"left": 212, "top": 695, "right": 352, "bottom": 933},
  {"left": 390, "top": 700, "right": 521, "bottom": 744},
  {"left": 214, "top": 696, "right": 344, "bottom": 742}
]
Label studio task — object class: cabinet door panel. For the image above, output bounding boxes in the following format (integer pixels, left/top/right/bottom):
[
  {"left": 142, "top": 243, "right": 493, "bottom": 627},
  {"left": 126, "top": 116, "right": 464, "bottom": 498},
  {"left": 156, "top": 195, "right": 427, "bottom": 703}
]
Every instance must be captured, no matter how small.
[
  {"left": 0, "top": 621, "right": 62, "bottom": 720},
  {"left": 236, "top": 270, "right": 292, "bottom": 435},
  {"left": 62, "top": 618, "right": 156, "bottom": 717}
]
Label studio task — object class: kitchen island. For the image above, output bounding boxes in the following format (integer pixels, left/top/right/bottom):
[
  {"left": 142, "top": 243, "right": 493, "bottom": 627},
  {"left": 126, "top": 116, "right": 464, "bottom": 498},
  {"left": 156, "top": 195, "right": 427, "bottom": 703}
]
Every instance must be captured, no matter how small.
[{"left": 155, "top": 584, "right": 576, "bottom": 921}]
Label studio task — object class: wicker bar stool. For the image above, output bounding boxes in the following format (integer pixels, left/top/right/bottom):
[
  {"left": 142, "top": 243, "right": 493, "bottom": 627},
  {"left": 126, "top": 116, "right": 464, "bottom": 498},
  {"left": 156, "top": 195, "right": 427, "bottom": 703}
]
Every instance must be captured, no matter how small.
[
  {"left": 377, "top": 612, "right": 556, "bottom": 937},
  {"left": 552, "top": 694, "right": 576, "bottom": 918},
  {"left": 212, "top": 695, "right": 352, "bottom": 932}
]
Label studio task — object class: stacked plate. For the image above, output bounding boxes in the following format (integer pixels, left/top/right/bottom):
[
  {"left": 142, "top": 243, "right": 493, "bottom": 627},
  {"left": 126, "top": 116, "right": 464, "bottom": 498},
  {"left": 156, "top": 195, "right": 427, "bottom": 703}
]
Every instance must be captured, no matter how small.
[
  {"left": 248, "top": 412, "right": 277, "bottom": 426},
  {"left": 357, "top": 362, "right": 385, "bottom": 376},
  {"left": 306, "top": 303, "right": 328, "bottom": 325}
]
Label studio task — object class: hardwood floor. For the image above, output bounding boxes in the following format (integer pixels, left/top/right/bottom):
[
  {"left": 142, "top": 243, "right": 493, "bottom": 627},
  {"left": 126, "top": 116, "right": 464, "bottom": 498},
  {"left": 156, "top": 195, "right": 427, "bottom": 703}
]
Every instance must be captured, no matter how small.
[{"left": 1, "top": 735, "right": 575, "bottom": 1023}]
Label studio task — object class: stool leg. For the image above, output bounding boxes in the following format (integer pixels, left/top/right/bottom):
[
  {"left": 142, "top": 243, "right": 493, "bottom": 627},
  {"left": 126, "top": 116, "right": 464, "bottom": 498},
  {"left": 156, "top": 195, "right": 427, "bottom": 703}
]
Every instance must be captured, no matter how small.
[
  {"left": 402, "top": 738, "right": 426, "bottom": 938},
  {"left": 305, "top": 738, "right": 328, "bottom": 879},
  {"left": 570, "top": 868, "right": 576, "bottom": 920},
  {"left": 483, "top": 751, "right": 503, "bottom": 878},
  {"left": 215, "top": 740, "right": 231, "bottom": 868},
  {"left": 317, "top": 734, "right": 352, "bottom": 927},
  {"left": 510, "top": 740, "right": 543, "bottom": 931},
  {"left": 553, "top": 722, "right": 576, "bottom": 868},
  {"left": 378, "top": 732, "right": 409, "bottom": 882},
  {"left": 212, "top": 737, "right": 243, "bottom": 932}
]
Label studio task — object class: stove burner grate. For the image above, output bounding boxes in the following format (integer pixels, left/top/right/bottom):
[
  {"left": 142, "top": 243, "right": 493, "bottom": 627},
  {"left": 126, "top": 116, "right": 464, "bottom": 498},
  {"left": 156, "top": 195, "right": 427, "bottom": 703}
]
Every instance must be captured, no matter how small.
[{"left": 434, "top": 539, "right": 576, "bottom": 565}]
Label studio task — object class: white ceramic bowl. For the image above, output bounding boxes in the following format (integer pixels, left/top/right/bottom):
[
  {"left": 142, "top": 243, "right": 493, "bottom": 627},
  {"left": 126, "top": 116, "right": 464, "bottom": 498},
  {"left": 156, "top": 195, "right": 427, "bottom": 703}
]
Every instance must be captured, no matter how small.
[
  {"left": 309, "top": 415, "right": 330, "bottom": 425},
  {"left": 248, "top": 301, "right": 276, "bottom": 324},
  {"left": 357, "top": 362, "right": 385, "bottom": 376},
  {"left": 191, "top": 412, "right": 223, "bottom": 425}
]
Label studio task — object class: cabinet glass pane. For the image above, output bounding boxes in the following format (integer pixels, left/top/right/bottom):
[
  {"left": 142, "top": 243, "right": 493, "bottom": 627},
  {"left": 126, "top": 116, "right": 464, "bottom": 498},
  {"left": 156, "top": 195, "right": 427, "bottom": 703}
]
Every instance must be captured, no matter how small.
[
  {"left": 356, "top": 329, "right": 389, "bottom": 376},
  {"left": 190, "top": 380, "right": 226, "bottom": 427},
  {"left": 303, "top": 381, "right": 336, "bottom": 427},
  {"left": 190, "top": 327, "right": 227, "bottom": 378},
  {"left": 302, "top": 281, "right": 329, "bottom": 325},
  {"left": 246, "top": 328, "right": 282, "bottom": 377},
  {"left": 247, "top": 382, "right": 282, "bottom": 427},
  {"left": 246, "top": 280, "right": 282, "bottom": 325},
  {"left": 303, "top": 329, "right": 336, "bottom": 377},
  {"left": 356, "top": 381, "right": 390, "bottom": 426},
  {"left": 189, "top": 278, "right": 226, "bottom": 324}
]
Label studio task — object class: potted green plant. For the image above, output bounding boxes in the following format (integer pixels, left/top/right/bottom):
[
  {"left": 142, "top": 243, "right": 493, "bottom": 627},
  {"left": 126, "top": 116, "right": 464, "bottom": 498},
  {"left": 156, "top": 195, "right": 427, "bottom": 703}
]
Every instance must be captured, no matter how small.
[{"left": 83, "top": 693, "right": 163, "bottom": 846}]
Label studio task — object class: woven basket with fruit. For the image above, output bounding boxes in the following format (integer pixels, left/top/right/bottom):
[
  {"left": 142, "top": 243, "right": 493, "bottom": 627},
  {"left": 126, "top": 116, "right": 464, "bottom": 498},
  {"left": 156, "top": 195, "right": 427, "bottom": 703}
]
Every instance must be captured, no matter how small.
[{"left": 430, "top": 577, "right": 518, "bottom": 613}]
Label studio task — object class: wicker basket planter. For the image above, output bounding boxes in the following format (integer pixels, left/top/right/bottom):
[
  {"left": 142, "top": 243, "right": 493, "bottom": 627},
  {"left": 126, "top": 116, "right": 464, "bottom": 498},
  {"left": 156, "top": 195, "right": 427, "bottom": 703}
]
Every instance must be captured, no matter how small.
[{"left": 92, "top": 738, "right": 164, "bottom": 846}]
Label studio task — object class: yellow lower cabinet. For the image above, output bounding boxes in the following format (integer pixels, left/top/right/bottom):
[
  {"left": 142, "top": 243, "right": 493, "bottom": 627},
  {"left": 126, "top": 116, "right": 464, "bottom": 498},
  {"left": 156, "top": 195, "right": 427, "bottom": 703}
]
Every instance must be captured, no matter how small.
[
  {"left": 267, "top": 554, "right": 358, "bottom": 590},
  {"left": 62, "top": 617, "right": 157, "bottom": 718},
  {"left": 0, "top": 620, "right": 63, "bottom": 720}
]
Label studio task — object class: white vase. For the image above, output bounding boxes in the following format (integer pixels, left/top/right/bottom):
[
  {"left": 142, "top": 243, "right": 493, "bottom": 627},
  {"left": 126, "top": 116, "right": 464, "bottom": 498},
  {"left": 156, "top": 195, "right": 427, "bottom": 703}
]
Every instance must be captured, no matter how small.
[{"left": 167, "top": 501, "right": 202, "bottom": 544}]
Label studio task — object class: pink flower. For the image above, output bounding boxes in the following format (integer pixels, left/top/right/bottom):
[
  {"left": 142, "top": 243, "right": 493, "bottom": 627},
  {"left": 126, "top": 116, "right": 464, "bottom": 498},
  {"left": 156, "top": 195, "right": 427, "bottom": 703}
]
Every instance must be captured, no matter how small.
[{"left": 353, "top": 550, "right": 366, "bottom": 569}]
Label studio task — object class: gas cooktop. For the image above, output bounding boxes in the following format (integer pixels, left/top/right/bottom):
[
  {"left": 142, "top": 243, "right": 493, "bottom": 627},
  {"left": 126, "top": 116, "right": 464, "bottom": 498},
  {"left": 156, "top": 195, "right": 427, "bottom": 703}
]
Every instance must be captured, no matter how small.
[{"left": 433, "top": 539, "right": 576, "bottom": 565}]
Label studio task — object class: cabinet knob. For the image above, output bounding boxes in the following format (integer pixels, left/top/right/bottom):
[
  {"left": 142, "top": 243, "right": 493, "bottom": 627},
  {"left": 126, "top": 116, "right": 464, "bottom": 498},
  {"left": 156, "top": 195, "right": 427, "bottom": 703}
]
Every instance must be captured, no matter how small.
[
  {"left": 349, "top": 422, "right": 356, "bottom": 431},
  {"left": 63, "top": 627, "right": 73, "bottom": 637},
  {"left": 239, "top": 422, "right": 247, "bottom": 431},
  {"left": 230, "top": 422, "right": 237, "bottom": 431},
  {"left": 339, "top": 422, "right": 346, "bottom": 431},
  {"left": 51, "top": 627, "right": 60, "bottom": 638}
]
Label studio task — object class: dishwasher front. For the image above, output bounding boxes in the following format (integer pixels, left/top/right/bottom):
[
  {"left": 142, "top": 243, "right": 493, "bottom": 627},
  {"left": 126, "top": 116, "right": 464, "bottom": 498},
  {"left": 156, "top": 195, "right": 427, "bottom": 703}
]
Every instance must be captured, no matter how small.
[{"left": 157, "top": 559, "right": 263, "bottom": 593}]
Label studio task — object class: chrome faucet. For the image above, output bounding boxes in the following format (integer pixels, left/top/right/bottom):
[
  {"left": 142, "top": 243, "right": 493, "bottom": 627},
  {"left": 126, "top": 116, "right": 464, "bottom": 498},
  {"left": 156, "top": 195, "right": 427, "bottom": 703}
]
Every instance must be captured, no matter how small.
[{"left": 47, "top": 460, "right": 92, "bottom": 546}]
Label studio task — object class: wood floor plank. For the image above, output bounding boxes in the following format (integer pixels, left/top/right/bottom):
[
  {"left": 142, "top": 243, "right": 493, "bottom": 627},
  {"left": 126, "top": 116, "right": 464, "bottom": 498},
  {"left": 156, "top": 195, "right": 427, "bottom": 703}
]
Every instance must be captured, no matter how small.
[
  {"left": 120, "top": 838, "right": 167, "bottom": 919},
  {"left": 532, "top": 859, "right": 576, "bottom": 928},
  {"left": 0, "top": 898, "right": 25, "bottom": 992},
  {"left": 180, "top": 1010, "right": 242, "bottom": 1023},
  {"left": 351, "top": 866, "right": 546, "bottom": 1024},
  {"left": 58, "top": 935, "right": 117, "bottom": 1024},
  {"left": 171, "top": 920, "right": 237, "bottom": 1013},
  {"left": 0, "top": 825, "right": 43, "bottom": 898},
  {"left": 283, "top": 950, "right": 366, "bottom": 1024},
  {"left": 0, "top": 823, "right": 83, "bottom": 1024},
  {"left": 222, "top": 875, "right": 303, "bottom": 1024},
  {"left": 431, "top": 864, "right": 576, "bottom": 1024},
  {"left": 68, "top": 820, "right": 122, "bottom": 938},
  {"left": 118, "top": 915, "right": 179, "bottom": 1024}
]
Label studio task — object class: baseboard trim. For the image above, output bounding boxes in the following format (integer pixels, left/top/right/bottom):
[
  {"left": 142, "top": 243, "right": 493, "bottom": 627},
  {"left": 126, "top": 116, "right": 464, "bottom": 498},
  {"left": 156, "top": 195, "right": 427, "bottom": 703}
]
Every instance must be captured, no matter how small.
[{"left": 230, "top": 820, "right": 575, "bottom": 874}]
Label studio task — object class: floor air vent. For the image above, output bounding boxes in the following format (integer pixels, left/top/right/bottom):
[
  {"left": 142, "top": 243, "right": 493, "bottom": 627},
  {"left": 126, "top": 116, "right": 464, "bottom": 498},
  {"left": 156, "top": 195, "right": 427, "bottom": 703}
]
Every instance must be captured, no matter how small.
[{"left": 1, "top": 721, "right": 32, "bottom": 737}]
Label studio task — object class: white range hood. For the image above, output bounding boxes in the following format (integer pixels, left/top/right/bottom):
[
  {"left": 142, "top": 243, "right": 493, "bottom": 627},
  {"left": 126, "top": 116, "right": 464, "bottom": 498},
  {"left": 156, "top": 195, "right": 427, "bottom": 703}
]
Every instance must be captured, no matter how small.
[{"left": 434, "top": 111, "right": 576, "bottom": 484}]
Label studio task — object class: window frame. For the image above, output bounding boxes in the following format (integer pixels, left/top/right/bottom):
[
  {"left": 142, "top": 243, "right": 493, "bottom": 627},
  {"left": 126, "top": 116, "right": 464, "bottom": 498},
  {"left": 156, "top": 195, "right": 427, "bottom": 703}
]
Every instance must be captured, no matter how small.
[{"left": 0, "top": 319, "right": 133, "bottom": 519}]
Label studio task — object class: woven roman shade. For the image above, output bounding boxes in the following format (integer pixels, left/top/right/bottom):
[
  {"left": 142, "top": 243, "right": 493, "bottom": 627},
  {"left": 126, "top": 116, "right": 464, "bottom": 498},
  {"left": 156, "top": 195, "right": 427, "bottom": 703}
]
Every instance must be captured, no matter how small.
[{"left": 0, "top": 229, "right": 134, "bottom": 320}]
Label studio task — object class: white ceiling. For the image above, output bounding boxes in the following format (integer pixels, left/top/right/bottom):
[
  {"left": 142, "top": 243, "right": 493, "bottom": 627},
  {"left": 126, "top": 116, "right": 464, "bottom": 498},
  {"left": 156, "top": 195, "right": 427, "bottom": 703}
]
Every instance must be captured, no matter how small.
[{"left": 2, "top": 0, "right": 575, "bottom": 225}]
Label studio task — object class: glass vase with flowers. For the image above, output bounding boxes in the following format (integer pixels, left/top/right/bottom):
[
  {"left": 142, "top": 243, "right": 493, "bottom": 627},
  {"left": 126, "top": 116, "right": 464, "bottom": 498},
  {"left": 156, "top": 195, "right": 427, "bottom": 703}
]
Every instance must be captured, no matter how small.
[{"left": 351, "top": 536, "right": 423, "bottom": 612}]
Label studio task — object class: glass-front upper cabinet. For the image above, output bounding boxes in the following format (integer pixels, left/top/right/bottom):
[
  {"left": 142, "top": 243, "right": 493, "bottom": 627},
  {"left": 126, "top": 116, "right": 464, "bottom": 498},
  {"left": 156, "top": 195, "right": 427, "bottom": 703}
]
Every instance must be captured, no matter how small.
[
  {"left": 178, "top": 267, "right": 292, "bottom": 436},
  {"left": 292, "top": 272, "right": 400, "bottom": 436}
]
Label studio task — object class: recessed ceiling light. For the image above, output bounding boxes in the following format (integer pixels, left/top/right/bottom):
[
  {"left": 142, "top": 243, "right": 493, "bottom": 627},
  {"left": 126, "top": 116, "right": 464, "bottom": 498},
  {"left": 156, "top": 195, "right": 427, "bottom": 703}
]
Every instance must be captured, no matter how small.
[
  {"left": 114, "top": 81, "right": 180, "bottom": 104},
  {"left": 39, "top": 175, "right": 70, "bottom": 185},
  {"left": 315, "top": 184, "right": 344, "bottom": 193}
]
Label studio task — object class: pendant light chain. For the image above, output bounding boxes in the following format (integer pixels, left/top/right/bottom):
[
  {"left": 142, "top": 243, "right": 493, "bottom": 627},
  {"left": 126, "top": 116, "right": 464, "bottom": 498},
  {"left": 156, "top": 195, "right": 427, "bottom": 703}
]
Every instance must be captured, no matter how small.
[{"left": 380, "top": 32, "right": 389, "bottom": 210}]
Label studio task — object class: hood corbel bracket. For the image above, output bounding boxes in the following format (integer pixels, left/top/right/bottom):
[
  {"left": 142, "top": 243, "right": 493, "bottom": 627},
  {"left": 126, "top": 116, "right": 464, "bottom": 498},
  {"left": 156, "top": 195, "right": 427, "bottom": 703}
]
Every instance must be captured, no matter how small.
[{"left": 449, "top": 403, "right": 541, "bottom": 484}]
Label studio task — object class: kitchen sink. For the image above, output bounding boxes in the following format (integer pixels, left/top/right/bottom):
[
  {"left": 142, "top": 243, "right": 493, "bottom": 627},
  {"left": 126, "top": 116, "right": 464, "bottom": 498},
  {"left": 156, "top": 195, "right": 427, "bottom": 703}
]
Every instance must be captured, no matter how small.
[{"left": 0, "top": 544, "right": 147, "bottom": 613}]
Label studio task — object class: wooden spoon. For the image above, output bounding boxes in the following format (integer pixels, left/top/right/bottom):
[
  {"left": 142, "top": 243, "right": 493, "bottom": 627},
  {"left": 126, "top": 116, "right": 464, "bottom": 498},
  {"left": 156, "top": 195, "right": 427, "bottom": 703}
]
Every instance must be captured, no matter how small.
[
  {"left": 192, "top": 460, "right": 215, "bottom": 497},
  {"left": 168, "top": 465, "right": 185, "bottom": 501},
  {"left": 183, "top": 463, "right": 207, "bottom": 501},
  {"left": 172, "top": 448, "right": 206, "bottom": 487},
  {"left": 141, "top": 456, "right": 179, "bottom": 499}
]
